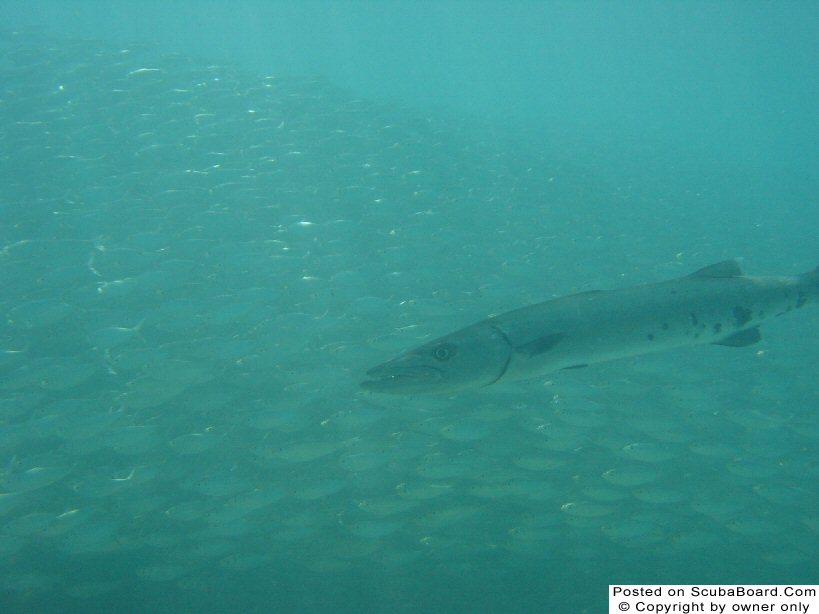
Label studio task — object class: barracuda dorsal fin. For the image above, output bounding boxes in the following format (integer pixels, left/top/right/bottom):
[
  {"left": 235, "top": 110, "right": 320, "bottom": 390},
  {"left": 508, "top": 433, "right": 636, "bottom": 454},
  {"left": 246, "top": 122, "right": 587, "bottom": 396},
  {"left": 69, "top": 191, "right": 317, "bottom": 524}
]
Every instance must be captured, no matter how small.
[
  {"left": 689, "top": 260, "right": 743, "bottom": 279},
  {"left": 712, "top": 326, "right": 761, "bottom": 347}
]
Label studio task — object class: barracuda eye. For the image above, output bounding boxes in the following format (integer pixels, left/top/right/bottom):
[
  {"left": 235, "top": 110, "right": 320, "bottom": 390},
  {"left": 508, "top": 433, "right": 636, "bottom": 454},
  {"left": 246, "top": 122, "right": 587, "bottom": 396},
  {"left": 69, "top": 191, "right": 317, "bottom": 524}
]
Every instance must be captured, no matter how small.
[{"left": 431, "top": 343, "right": 456, "bottom": 361}]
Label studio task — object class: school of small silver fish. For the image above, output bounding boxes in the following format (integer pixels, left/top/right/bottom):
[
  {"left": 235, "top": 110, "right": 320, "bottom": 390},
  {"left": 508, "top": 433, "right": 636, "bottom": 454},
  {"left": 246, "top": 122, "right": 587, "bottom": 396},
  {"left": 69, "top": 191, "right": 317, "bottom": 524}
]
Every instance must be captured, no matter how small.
[{"left": 0, "top": 31, "right": 816, "bottom": 612}]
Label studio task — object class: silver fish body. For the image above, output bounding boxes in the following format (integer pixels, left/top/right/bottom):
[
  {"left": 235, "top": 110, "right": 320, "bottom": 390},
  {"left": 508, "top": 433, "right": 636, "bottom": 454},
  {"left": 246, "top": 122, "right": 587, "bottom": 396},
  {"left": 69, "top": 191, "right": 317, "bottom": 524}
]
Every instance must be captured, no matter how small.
[{"left": 362, "top": 260, "right": 819, "bottom": 394}]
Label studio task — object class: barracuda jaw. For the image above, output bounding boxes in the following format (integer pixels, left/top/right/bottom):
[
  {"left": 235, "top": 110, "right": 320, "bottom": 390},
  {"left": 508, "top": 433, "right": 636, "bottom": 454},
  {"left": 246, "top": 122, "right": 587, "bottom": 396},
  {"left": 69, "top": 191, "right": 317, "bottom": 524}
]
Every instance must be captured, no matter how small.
[{"left": 360, "top": 363, "right": 444, "bottom": 394}]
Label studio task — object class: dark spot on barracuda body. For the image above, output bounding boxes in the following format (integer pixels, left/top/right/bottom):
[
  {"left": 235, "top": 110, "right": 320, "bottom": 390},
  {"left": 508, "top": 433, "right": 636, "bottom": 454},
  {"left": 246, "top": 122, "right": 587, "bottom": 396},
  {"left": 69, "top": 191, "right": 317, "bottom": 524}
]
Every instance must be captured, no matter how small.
[
  {"left": 690, "top": 313, "right": 698, "bottom": 326},
  {"left": 647, "top": 334, "right": 655, "bottom": 341},
  {"left": 732, "top": 306, "right": 752, "bottom": 328},
  {"left": 796, "top": 291, "right": 806, "bottom": 308},
  {"left": 713, "top": 322, "right": 722, "bottom": 334},
  {"left": 562, "top": 364, "right": 588, "bottom": 370},
  {"left": 661, "top": 323, "right": 669, "bottom": 331}
]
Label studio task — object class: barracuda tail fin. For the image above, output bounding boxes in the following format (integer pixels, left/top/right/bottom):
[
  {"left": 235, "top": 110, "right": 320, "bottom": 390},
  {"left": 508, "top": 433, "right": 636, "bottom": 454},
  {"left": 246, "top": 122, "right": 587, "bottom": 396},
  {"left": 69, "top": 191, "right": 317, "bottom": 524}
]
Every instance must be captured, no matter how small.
[{"left": 799, "top": 265, "right": 819, "bottom": 303}]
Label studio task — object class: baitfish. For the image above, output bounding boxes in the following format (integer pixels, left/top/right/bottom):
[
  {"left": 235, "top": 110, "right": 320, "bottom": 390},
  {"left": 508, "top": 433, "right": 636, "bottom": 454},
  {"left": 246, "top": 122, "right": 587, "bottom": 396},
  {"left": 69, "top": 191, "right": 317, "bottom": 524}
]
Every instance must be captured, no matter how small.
[{"left": 361, "top": 260, "right": 819, "bottom": 394}]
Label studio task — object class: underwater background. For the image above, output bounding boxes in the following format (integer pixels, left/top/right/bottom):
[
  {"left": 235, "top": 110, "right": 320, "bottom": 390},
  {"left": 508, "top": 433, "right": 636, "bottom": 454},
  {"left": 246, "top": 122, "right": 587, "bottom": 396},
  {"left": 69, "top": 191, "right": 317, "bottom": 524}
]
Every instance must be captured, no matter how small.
[{"left": 0, "top": 2, "right": 816, "bottom": 612}]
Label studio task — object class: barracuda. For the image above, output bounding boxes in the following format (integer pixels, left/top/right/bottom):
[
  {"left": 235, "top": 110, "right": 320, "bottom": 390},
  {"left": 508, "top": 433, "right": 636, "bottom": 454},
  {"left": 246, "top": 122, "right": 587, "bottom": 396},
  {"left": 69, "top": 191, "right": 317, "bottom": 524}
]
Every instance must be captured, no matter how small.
[{"left": 361, "top": 260, "right": 819, "bottom": 394}]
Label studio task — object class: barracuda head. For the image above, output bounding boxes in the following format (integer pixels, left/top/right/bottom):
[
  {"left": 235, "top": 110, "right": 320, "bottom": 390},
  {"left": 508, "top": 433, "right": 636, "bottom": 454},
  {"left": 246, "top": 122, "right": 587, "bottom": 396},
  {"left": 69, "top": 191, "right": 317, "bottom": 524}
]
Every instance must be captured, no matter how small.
[{"left": 361, "top": 321, "right": 512, "bottom": 395}]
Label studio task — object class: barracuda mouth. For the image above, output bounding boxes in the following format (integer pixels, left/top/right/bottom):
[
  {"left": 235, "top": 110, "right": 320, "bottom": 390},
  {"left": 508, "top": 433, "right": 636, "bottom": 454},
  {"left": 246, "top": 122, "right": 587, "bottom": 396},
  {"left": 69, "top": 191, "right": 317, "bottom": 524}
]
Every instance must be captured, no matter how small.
[{"left": 360, "top": 363, "right": 444, "bottom": 392}]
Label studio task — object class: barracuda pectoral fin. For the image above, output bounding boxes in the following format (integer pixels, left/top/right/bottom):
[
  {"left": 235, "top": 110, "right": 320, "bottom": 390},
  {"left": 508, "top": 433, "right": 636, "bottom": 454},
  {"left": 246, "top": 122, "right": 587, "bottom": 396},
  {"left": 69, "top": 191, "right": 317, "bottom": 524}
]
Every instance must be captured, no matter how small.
[
  {"left": 712, "top": 326, "right": 761, "bottom": 347},
  {"left": 516, "top": 333, "right": 564, "bottom": 357}
]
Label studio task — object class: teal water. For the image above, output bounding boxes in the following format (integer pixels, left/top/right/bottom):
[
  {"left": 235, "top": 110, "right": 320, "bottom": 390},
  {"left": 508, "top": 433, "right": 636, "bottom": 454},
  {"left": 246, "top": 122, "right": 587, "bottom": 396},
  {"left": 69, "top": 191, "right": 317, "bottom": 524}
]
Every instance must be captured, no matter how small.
[{"left": 0, "top": 3, "right": 817, "bottom": 612}]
